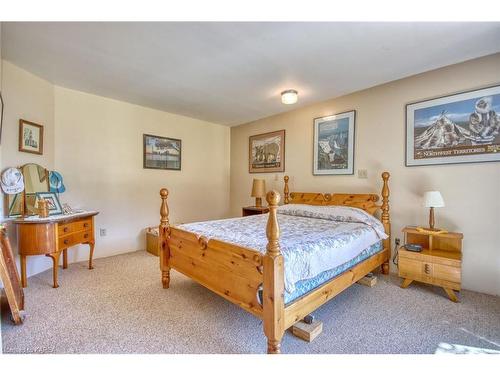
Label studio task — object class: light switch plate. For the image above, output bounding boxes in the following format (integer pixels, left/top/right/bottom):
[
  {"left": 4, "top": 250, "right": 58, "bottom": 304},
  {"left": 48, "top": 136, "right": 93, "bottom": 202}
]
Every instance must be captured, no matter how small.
[{"left": 358, "top": 169, "right": 368, "bottom": 179}]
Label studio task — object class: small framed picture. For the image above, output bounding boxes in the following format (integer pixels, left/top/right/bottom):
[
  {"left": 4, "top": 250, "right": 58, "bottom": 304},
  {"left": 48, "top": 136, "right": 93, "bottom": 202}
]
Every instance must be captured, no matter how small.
[
  {"left": 313, "top": 110, "right": 356, "bottom": 175},
  {"left": 19, "top": 119, "right": 44, "bottom": 155},
  {"left": 36, "top": 192, "right": 63, "bottom": 216},
  {"left": 143, "top": 134, "right": 182, "bottom": 170},
  {"left": 249, "top": 129, "right": 285, "bottom": 173}
]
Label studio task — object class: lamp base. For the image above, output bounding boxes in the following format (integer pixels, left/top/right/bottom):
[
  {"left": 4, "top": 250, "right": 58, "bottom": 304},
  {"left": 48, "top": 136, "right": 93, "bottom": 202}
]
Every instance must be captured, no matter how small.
[{"left": 255, "top": 197, "right": 262, "bottom": 207}]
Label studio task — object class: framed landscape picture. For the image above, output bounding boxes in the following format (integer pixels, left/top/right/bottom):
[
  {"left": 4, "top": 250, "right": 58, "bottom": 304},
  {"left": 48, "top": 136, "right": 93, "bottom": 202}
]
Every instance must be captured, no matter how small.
[
  {"left": 249, "top": 130, "right": 285, "bottom": 173},
  {"left": 406, "top": 85, "right": 500, "bottom": 166},
  {"left": 19, "top": 119, "right": 43, "bottom": 155},
  {"left": 313, "top": 110, "right": 355, "bottom": 175},
  {"left": 143, "top": 134, "right": 181, "bottom": 170}
]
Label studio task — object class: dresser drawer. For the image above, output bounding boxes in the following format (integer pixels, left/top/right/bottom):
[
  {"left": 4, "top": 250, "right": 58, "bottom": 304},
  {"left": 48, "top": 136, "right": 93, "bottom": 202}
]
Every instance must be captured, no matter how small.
[
  {"left": 58, "top": 219, "right": 92, "bottom": 236},
  {"left": 58, "top": 231, "right": 93, "bottom": 249},
  {"left": 73, "top": 219, "right": 92, "bottom": 232}
]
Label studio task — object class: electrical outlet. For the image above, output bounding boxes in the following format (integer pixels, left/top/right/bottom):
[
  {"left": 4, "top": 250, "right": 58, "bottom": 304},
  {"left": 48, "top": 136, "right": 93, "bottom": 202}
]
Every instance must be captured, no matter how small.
[
  {"left": 100, "top": 228, "right": 107, "bottom": 237},
  {"left": 357, "top": 169, "right": 368, "bottom": 179}
]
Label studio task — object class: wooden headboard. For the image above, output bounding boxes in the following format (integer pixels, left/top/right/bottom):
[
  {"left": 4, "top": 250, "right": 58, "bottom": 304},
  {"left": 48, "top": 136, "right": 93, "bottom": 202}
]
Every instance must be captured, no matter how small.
[{"left": 283, "top": 172, "right": 390, "bottom": 217}]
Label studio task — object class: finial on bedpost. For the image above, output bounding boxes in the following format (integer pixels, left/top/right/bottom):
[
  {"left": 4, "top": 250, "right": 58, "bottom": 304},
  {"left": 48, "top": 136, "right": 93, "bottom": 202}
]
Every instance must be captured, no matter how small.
[
  {"left": 266, "top": 190, "right": 281, "bottom": 256},
  {"left": 283, "top": 176, "right": 289, "bottom": 205},
  {"left": 159, "top": 188, "right": 171, "bottom": 288},
  {"left": 380, "top": 172, "right": 390, "bottom": 275},
  {"left": 263, "top": 189, "right": 284, "bottom": 354}
]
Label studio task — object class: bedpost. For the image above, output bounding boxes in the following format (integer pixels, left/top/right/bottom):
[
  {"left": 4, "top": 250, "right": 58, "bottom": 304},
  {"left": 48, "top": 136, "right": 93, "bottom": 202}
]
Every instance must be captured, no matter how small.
[
  {"left": 283, "top": 176, "right": 289, "bottom": 204},
  {"left": 263, "top": 190, "right": 285, "bottom": 354},
  {"left": 381, "top": 172, "right": 391, "bottom": 275},
  {"left": 159, "top": 188, "right": 171, "bottom": 289}
]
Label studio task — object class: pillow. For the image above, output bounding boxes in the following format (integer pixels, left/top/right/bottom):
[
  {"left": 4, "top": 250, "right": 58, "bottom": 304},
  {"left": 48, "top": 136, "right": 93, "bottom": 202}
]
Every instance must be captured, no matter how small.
[{"left": 277, "top": 203, "right": 387, "bottom": 239}]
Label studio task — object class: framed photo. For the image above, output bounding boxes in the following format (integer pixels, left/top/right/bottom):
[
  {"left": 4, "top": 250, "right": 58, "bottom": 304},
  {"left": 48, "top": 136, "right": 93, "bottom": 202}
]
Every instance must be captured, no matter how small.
[
  {"left": 249, "top": 130, "right": 285, "bottom": 173},
  {"left": 143, "top": 134, "right": 181, "bottom": 170},
  {"left": 19, "top": 119, "right": 43, "bottom": 155},
  {"left": 313, "top": 110, "right": 355, "bottom": 175},
  {"left": 35, "top": 192, "right": 63, "bottom": 216},
  {"left": 406, "top": 85, "right": 500, "bottom": 167},
  {"left": 19, "top": 119, "right": 44, "bottom": 155}
]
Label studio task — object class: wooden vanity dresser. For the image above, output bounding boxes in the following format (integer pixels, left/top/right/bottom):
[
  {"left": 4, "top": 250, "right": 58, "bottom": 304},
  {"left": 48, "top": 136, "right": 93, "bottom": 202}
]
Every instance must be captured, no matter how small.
[{"left": 14, "top": 211, "right": 98, "bottom": 288}]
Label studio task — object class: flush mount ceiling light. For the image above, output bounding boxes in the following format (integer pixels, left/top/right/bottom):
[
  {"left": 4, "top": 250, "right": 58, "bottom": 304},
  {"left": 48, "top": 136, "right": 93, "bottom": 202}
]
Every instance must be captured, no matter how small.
[{"left": 281, "top": 89, "right": 298, "bottom": 105}]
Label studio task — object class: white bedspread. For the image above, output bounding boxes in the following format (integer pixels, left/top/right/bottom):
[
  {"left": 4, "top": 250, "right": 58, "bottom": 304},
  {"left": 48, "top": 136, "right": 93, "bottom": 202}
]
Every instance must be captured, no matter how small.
[{"left": 178, "top": 204, "right": 387, "bottom": 293}]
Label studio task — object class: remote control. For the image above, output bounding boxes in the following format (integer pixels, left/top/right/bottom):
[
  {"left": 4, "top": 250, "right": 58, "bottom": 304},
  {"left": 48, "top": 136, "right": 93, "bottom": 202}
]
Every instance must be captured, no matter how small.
[{"left": 404, "top": 244, "right": 423, "bottom": 252}]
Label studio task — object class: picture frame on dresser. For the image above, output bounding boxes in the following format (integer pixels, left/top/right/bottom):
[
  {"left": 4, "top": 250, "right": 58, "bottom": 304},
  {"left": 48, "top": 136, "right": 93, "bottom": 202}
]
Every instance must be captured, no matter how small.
[
  {"left": 249, "top": 129, "right": 285, "bottom": 173},
  {"left": 406, "top": 84, "right": 500, "bottom": 167},
  {"left": 313, "top": 110, "right": 355, "bottom": 175},
  {"left": 19, "top": 119, "right": 44, "bottom": 155},
  {"left": 36, "top": 192, "right": 63, "bottom": 215}
]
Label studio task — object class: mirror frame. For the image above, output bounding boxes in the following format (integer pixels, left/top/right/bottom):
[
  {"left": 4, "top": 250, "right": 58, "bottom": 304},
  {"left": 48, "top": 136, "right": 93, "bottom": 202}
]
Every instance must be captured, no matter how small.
[{"left": 4, "top": 163, "right": 50, "bottom": 218}]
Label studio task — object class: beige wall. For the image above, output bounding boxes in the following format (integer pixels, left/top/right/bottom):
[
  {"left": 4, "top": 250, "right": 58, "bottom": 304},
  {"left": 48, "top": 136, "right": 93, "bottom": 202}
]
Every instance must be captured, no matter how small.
[
  {"left": 231, "top": 53, "right": 500, "bottom": 296},
  {"left": 1, "top": 61, "right": 55, "bottom": 170},
  {"left": 1, "top": 61, "right": 56, "bottom": 277},
  {"left": 0, "top": 62, "right": 230, "bottom": 278},
  {"left": 54, "top": 86, "right": 230, "bottom": 264}
]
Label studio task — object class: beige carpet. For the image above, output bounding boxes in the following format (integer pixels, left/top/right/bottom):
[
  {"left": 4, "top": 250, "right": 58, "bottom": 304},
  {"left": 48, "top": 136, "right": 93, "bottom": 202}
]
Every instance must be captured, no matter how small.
[{"left": 1, "top": 250, "right": 499, "bottom": 354}]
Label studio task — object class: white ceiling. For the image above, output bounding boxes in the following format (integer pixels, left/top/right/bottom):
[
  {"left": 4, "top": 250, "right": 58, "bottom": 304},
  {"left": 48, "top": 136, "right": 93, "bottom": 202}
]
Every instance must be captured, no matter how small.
[{"left": 2, "top": 22, "right": 500, "bottom": 126}]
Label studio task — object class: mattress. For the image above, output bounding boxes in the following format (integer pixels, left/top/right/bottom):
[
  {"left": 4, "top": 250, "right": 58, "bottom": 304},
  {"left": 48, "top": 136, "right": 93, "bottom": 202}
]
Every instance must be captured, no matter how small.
[
  {"left": 284, "top": 241, "right": 383, "bottom": 304},
  {"left": 178, "top": 204, "right": 387, "bottom": 294}
]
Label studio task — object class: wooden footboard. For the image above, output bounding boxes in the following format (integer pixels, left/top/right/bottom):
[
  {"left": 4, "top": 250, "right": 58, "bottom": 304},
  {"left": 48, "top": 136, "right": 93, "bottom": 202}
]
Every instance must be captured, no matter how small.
[{"left": 168, "top": 227, "right": 264, "bottom": 317}]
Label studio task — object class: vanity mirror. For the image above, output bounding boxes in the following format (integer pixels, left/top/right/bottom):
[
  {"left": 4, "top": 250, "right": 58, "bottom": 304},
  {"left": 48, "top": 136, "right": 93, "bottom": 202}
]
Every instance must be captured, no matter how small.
[{"left": 6, "top": 163, "right": 50, "bottom": 217}]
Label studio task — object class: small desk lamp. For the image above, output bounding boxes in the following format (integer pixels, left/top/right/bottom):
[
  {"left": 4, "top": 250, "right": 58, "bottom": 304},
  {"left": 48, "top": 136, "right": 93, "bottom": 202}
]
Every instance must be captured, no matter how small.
[
  {"left": 251, "top": 179, "right": 266, "bottom": 207},
  {"left": 423, "top": 191, "right": 445, "bottom": 231}
]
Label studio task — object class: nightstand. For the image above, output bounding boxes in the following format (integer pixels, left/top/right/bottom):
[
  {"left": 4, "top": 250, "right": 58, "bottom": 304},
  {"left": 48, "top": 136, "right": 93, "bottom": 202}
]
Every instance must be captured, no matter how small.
[
  {"left": 242, "top": 206, "right": 269, "bottom": 217},
  {"left": 398, "top": 226, "right": 463, "bottom": 302}
]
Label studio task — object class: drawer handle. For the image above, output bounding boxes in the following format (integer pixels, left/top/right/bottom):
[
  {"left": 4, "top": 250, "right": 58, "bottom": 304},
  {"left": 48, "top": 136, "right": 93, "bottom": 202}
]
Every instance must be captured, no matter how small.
[
  {"left": 63, "top": 227, "right": 69, "bottom": 233},
  {"left": 424, "top": 264, "right": 431, "bottom": 274},
  {"left": 84, "top": 223, "right": 89, "bottom": 228},
  {"left": 64, "top": 239, "right": 69, "bottom": 245},
  {"left": 84, "top": 233, "right": 89, "bottom": 239}
]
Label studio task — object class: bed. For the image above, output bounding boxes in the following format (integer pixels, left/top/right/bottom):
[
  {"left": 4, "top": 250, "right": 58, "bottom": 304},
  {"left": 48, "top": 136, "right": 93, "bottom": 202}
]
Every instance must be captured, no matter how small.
[{"left": 158, "top": 172, "right": 391, "bottom": 354}]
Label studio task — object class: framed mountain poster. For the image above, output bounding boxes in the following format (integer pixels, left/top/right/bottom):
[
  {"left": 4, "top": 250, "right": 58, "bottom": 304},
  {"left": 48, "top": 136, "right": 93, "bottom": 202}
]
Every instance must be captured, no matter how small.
[
  {"left": 313, "top": 111, "right": 355, "bottom": 175},
  {"left": 406, "top": 85, "right": 500, "bottom": 166}
]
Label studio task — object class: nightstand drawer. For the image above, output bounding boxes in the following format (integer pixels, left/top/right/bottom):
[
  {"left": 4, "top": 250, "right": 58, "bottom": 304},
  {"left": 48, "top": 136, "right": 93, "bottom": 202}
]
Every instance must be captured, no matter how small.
[
  {"left": 399, "top": 257, "right": 433, "bottom": 283},
  {"left": 433, "top": 263, "right": 461, "bottom": 284}
]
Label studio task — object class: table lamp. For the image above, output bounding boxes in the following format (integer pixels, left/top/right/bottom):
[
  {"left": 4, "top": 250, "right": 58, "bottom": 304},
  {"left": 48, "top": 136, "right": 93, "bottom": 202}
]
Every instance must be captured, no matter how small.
[
  {"left": 423, "top": 191, "right": 445, "bottom": 231},
  {"left": 251, "top": 179, "right": 266, "bottom": 207}
]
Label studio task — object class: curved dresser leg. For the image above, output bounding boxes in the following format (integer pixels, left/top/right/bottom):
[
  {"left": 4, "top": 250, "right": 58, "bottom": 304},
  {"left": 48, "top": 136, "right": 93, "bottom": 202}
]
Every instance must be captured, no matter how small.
[
  {"left": 88, "top": 240, "right": 95, "bottom": 270},
  {"left": 46, "top": 251, "right": 61, "bottom": 288}
]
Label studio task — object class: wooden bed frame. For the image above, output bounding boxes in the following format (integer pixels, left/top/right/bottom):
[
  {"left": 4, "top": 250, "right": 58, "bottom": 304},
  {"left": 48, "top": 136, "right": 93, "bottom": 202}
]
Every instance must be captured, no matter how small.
[{"left": 158, "top": 172, "right": 390, "bottom": 354}]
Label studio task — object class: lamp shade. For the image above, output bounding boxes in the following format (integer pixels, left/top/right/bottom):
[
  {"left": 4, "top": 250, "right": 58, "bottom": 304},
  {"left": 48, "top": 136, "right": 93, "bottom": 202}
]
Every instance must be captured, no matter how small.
[
  {"left": 251, "top": 179, "right": 266, "bottom": 198},
  {"left": 423, "top": 191, "right": 445, "bottom": 208}
]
